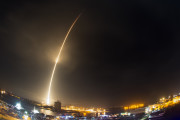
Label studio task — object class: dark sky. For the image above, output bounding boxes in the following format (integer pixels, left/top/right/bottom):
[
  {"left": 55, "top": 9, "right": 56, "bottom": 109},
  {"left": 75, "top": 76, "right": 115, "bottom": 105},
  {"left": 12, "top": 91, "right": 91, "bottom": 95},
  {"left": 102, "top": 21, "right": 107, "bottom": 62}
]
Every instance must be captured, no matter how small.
[{"left": 1, "top": 0, "right": 180, "bottom": 107}]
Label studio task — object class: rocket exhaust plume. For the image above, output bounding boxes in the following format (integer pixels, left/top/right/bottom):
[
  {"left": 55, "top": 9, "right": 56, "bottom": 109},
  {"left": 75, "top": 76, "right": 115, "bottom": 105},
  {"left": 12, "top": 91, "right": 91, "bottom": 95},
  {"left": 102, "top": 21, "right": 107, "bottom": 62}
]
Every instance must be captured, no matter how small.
[{"left": 46, "top": 14, "right": 81, "bottom": 105}]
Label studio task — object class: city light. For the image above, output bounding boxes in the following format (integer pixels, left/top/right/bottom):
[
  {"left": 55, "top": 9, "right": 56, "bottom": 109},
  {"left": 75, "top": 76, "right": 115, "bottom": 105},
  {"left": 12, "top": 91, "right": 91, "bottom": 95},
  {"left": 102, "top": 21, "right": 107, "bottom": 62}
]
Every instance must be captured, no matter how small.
[
  {"left": 1, "top": 90, "right": 5, "bottom": 94},
  {"left": 23, "top": 115, "right": 28, "bottom": 120},
  {"left": 62, "top": 105, "right": 106, "bottom": 114},
  {"left": 146, "top": 95, "right": 180, "bottom": 113},
  {"left": 32, "top": 107, "right": 39, "bottom": 114},
  {"left": 15, "top": 103, "right": 23, "bottom": 110},
  {"left": 124, "top": 104, "right": 144, "bottom": 110},
  {"left": 121, "top": 112, "right": 131, "bottom": 116}
]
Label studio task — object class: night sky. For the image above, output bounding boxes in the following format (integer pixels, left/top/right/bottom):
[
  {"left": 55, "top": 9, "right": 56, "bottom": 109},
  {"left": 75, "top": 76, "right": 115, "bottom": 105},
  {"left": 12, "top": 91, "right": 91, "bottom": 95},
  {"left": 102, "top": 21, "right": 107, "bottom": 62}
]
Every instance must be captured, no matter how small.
[{"left": 1, "top": 0, "right": 180, "bottom": 107}]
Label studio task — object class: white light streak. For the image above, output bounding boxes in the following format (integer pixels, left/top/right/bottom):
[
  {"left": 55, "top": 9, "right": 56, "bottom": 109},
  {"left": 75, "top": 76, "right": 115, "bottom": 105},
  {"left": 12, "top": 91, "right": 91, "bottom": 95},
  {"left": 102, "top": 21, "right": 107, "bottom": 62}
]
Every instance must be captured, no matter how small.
[{"left": 46, "top": 14, "right": 81, "bottom": 105}]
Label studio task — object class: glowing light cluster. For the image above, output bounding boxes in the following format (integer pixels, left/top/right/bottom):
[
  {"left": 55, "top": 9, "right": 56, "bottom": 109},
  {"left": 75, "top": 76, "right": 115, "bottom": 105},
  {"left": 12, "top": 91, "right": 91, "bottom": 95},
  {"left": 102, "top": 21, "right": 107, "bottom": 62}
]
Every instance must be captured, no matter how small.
[
  {"left": 124, "top": 104, "right": 144, "bottom": 110},
  {"left": 146, "top": 95, "right": 180, "bottom": 113},
  {"left": 1, "top": 90, "right": 5, "bottom": 94},
  {"left": 62, "top": 105, "right": 106, "bottom": 114},
  {"left": 15, "top": 103, "right": 23, "bottom": 110},
  {"left": 121, "top": 112, "right": 131, "bottom": 116},
  {"left": 32, "top": 107, "right": 39, "bottom": 114}
]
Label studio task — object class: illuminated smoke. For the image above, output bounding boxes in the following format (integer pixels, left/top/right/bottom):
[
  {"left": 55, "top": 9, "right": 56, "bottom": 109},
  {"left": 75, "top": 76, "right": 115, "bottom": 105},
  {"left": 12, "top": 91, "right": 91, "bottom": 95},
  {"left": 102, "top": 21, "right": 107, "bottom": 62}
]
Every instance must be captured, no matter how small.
[{"left": 46, "top": 14, "right": 81, "bottom": 105}]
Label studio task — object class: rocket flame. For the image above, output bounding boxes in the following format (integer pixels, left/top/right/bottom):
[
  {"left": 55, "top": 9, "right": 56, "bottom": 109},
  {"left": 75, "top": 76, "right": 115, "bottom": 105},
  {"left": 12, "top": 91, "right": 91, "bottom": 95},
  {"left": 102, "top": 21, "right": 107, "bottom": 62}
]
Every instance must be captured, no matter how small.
[{"left": 46, "top": 14, "right": 81, "bottom": 105}]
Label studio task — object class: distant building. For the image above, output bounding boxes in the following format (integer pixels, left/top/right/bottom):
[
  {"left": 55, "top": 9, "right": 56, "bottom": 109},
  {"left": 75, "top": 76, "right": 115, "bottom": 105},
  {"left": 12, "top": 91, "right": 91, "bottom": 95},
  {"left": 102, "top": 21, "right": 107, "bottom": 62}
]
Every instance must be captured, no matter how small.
[{"left": 54, "top": 101, "right": 61, "bottom": 112}]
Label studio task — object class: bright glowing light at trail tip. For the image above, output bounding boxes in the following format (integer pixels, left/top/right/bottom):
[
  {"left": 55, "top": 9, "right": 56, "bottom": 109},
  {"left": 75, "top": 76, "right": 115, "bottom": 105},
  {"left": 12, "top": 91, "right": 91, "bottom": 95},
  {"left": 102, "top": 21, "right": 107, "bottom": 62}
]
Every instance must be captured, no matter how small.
[
  {"left": 56, "top": 58, "right": 59, "bottom": 63},
  {"left": 46, "top": 14, "right": 81, "bottom": 105}
]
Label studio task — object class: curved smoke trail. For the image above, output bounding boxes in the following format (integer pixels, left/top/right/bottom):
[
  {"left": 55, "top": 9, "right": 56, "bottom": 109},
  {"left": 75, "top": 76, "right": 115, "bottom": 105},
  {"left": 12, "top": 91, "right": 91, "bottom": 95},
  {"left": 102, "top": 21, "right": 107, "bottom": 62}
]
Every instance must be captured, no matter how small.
[{"left": 47, "top": 14, "right": 81, "bottom": 105}]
